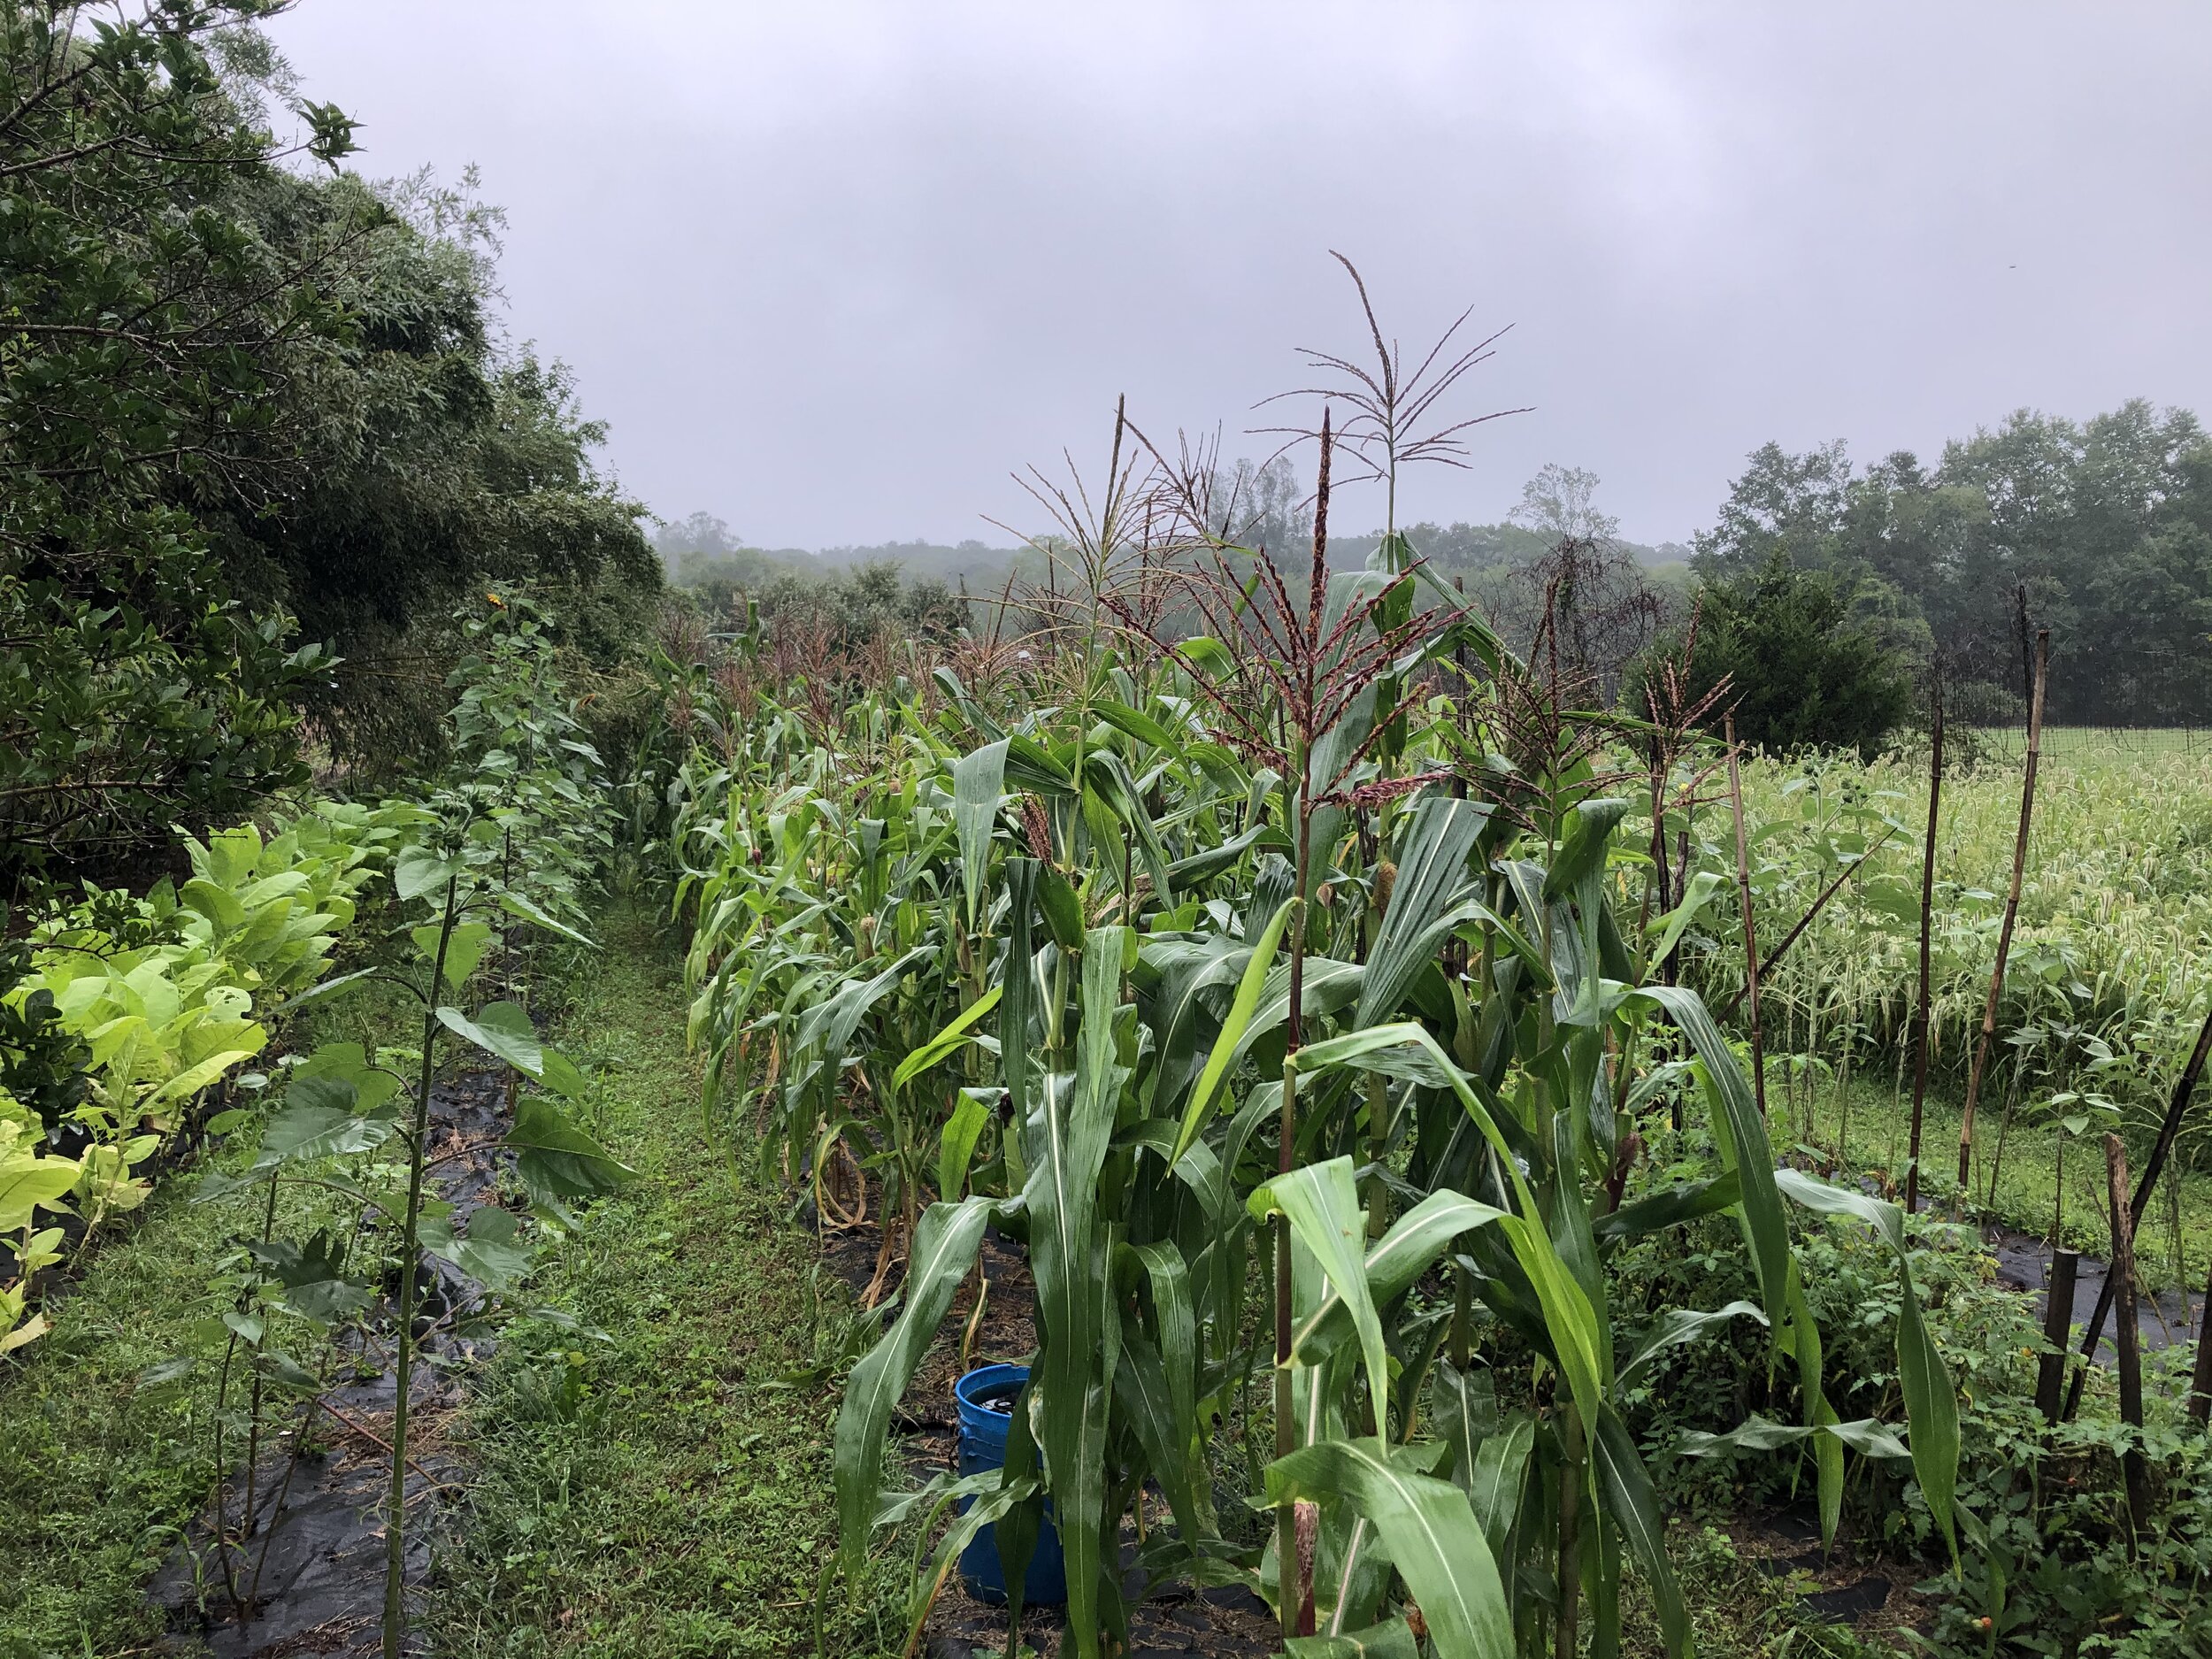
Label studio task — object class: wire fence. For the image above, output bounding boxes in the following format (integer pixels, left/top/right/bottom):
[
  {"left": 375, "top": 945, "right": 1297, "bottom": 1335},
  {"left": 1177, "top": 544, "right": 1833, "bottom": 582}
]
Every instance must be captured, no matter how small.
[{"left": 1967, "top": 724, "right": 2210, "bottom": 764}]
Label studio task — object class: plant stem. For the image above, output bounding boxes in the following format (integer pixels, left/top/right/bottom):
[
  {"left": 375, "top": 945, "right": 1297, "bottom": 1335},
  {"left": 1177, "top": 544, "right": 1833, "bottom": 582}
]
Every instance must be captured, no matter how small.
[{"left": 385, "top": 872, "right": 460, "bottom": 1659}]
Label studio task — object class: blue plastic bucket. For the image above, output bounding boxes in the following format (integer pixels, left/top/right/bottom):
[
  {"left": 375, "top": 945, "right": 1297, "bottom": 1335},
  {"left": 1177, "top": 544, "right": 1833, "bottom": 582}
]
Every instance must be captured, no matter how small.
[{"left": 953, "top": 1363, "right": 1066, "bottom": 1605}]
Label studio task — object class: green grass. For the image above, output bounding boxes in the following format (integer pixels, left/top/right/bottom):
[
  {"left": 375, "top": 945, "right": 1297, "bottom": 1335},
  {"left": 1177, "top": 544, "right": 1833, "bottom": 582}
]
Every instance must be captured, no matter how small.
[
  {"left": 429, "top": 911, "right": 903, "bottom": 1658},
  {"left": 0, "top": 976, "right": 418, "bottom": 1659},
  {"left": 1764, "top": 1058, "right": 2212, "bottom": 1292}
]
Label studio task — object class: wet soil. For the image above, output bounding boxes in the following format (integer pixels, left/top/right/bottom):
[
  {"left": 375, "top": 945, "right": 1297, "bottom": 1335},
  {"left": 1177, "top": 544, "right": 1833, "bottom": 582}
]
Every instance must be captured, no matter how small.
[
  {"left": 150, "top": 1066, "right": 518, "bottom": 1658},
  {"left": 1732, "top": 1502, "right": 1927, "bottom": 1638}
]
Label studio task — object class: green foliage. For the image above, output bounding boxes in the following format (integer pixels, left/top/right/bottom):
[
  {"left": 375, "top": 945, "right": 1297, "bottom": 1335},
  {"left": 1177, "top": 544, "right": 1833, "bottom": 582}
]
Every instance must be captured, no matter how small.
[
  {"left": 0, "top": 2, "right": 355, "bottom": 877},
  {"left": 1636, "top": 551, "right": 1914, "bottom": 757},
  {"left": 1692, "top": 404, "right": 2212, "bottom": 723},
  {"left": 0, "top": 9, "right": 656, "bottom": 879},
  {"left": 653, "top": 594, "right": 1964, "bottom": 1657}
]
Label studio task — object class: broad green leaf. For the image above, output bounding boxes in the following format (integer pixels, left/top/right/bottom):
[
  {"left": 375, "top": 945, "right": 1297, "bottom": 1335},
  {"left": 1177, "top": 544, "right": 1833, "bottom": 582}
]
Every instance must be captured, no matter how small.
[
  {"left": 411, "top": 920, "right": 491, "bottom": 990},
  {"left": 0, "top": 1151, "right": 81, "bottom": 1231},
  {"left": 1286, "top": 1617, "right": 1419, "bottom": 1659},
  {"left": 1618, "top": 1300, "right": 1768, "bottom": 1391},
  {"left": 953, "top": 739, "right": 1010, "bottom": 931},
  {"left": 935, "top": 1091, "right": 989, "bottom": 1202},
  {"left": 498, "top": 889, "right": 596, "bottom": 947},
  {"left": 394, "top": 846, "right": 459, "bottom": 902},
  {"left": 1093, "top": 697, "right": 1179, "bottom": 752},
  {"left": 1542, "top": 797, "right": 1630, "bottom": 900},
  {"left": 426, "top": 1207, "right": 534, "bottom": 1293},
  {"left": 506, "top": 1095, "right": 635, "bottom": 1202},
  {"left": 1355, "top": 795, "right": 1487, "bottom": 1028},
  {"left": 438, "top": 1001, "right": 539, "bottom": 1073},
  {"left": 1036, "top": 863, "right": 1086, "bottom": 954},
  {"left": 1678, "top": 1413, "right": 1909, "bottom": 1461},
  {"left": 1293, "top": 1024, "right": 1605, "bottom": 1432},
  {"left": 1295, "top": 1188, "right": 1508, "bottom": 1366},
  {"left": 1167, "top": 897, "right": 1293, "bottom": 1168},
  {"left": 1266, "top": 1436, "right": 1512, "bottom": 1659},
  {"left": 1592, "top": 1171, "right": 1741, "bottom": 1251},
  {"left": 1645, "top": 871, "right": 1724, "bottom": 971},
  {"left": 257, "top": 1097, "right": 396, "bottom": 1167},
  {"left": 1249, "top": 1159, "right": 1389, "bottom": 1423},
  {"left": 895, "top": 983, "right": 1002, "bottom": 1090},
  {"left": 833, "top": 1196, "right": 993, "bottom": 1575}
]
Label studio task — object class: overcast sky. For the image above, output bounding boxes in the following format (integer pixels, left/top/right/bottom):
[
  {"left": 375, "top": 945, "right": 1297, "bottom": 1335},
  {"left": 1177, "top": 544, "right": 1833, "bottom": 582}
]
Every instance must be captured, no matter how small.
[{"left": 265, "top": 3, "right": 2212, "bottom": 550}]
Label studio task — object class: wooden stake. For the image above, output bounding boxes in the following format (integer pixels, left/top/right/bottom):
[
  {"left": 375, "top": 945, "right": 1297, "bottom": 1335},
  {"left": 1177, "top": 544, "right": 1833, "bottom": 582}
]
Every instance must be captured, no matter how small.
[
  {"left": 2035, "top": 1248, "right": 2078, "bottom": 1424},
  {"left": 2190, "top": 1263, "right": 2212, "bottom": 1427},
  {"left": 1958, "top": 630, "right": 2048, "bottom": 1194},
  {"left": 2064, "top": 1005, "right": 2212, "bottom": 1418},
  {"left": 1724, "top": 713, "right": 1765, "bottom": 1118},
  {"left": 1906, "top": 664, "right": 1943, "bottom": 1214},
  {"left": 2105, "top": 1133, "right": 2150, "bottom": 1539}
]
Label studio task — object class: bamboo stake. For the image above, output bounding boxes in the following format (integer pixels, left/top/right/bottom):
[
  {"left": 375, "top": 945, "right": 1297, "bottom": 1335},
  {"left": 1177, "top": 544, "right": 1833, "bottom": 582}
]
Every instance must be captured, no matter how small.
[
  {"left": 1957, "top": 630, "right": 2047, "bottom": 1195},
  {"left": 1713, "top": 824, "right": 1899, "bottom": 1024},
  {"left": 1905, "top": 665, "right": 1943, "bottom": 1212},
  {"left": 2105, "top": 1134, "right": 2150, "bottom": 1540},
  {"left": 1724, "top": 713, "right": 1766, "bottom": 1117}
]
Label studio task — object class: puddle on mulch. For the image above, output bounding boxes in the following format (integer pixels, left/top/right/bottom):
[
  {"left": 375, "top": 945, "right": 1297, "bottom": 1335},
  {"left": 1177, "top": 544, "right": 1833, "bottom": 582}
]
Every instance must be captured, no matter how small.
[
  {"left": 1982, "top": 1219, "right": 2199, "bottom": 1355},
  {"left": 150, "top": 1065, "right": 518, "bottom": 1657}
]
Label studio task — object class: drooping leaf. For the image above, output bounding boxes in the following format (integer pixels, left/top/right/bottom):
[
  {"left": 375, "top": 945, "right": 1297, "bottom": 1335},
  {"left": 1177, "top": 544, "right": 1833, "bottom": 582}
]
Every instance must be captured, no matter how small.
[
  {"left": 895, "top": 983, "right": 1003, "bottom": 1090},
  {"left": 1617, "top": 1300, "right": 1769, "bottom": 1391},
  {"left": 1266, "top": 1436, "right": 1513, "bottom": 1659},
  {"left": 833, "top": 1195, "right": 994, "bottom": 1576},
  {"left": 1774, "top": 1168, "right": 1959, "bottom": 1557},
  {"left": 506, "top": 1095, "right": 635, "bottom": 1202},
  {"left": 1593, "top": 1404, "right": 1688, "bottom": 1658}
]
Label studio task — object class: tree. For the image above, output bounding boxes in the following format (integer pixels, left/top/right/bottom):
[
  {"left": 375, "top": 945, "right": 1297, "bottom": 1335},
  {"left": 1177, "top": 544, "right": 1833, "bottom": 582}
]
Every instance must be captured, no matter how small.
[
  {"left": 0, "top": 1, "right": 360, "bottom": 883},
  {"left": 1690, "top": 439, "right": 1854, "bottom": 580},
  {"left": 1, "top": 8, "right": 657, "bottom": 878},
  {"left": 1639, "top": 552, "right": 1913, "bottom": 757},
  {"left": 1510, "top": 461, "right": 1620, "bottom": 547}
]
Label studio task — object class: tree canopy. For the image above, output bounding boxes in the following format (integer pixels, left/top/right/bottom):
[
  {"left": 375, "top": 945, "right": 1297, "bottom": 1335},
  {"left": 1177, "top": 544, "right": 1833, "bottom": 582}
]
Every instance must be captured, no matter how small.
[
  {"left": 1693, "top": 404, "right": 2212, "bottom": 724},
  {"left": 0, "top": 3, "right": 655, "bottom": 885}
]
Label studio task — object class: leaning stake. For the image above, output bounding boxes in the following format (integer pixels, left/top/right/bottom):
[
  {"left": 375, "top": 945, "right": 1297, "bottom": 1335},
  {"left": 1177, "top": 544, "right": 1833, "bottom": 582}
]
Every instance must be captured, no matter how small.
[
  {"left": 2105, "top": 1134, "right": 2150, "bottom": 1540},
  {"left": 2035, "top": 1248, "right": 2078, "bottom": 1423},
  {"left": 1905, "top": 664, "right": 1943, "bottom": 1211},
  {"left": 2064, "top": 1004, "right": 2212, "bottom": 1417},
  {"left": 1957, "top": 630, "right": 2047, "bottom": 1195}
]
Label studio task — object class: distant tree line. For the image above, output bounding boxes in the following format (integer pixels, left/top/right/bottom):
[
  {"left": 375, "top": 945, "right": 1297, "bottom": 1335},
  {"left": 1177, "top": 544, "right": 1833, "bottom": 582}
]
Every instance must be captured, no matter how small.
[
  {"left": 1689, "top": 402, "right": 2212, "bottom": 726},
  {"left": 666, "top": 402, "right": 2209, "bottom": 753}
]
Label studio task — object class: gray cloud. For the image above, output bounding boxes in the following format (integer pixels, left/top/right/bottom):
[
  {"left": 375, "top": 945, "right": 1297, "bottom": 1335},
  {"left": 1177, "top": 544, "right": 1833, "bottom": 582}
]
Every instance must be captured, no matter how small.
[{"left": 267, "top": 2, "right": 2212, "bottom": 547}]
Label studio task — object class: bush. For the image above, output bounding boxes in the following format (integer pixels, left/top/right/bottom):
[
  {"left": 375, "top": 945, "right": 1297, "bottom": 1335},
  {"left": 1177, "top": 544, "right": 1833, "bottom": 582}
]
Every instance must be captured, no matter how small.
[{"left": 1632, "top": 551, "right": 1915, "bottom": 757}]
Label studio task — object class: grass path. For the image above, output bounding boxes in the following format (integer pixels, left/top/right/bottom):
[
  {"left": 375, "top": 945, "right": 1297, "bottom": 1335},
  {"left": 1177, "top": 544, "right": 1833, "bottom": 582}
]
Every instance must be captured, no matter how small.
[{"left": 429, "top": 913, "right": 903, "bottom": 1658}]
